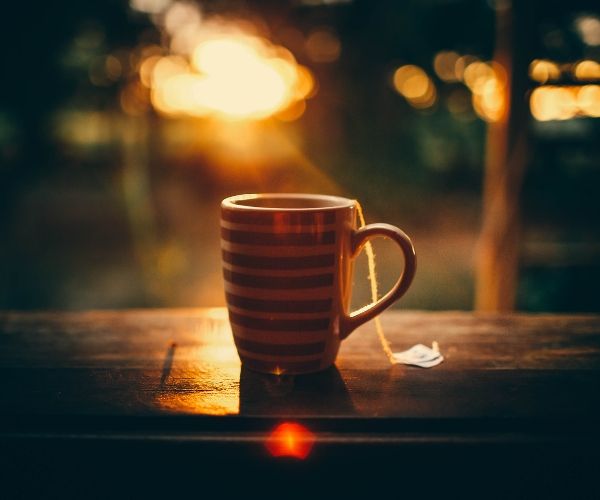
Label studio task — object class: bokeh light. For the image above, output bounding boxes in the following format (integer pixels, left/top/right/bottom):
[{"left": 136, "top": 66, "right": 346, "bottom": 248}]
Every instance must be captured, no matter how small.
[
  {"left": 433, "top": 50, "right": 460, "bottom": 82},
  {"left": 305, "top": 28, "right": 341, "bottom": 63},
  {"left": 577, "top": 85, "right": 600, "bottom": 117},
  {"left": 393, "top": 65, "right": 437, "bottom": 108},
  {"left": 530, "top": 87, "right": 576, "bottom": 121},
  {"left": 573, "top": 60, "right": 600, "bottom": 81},
  {"left": 130, "top": 0, "right": 172, "bottom": 15},
  {"left": 463, "top": 61, "right": 506, "bottom": 122},
  {"left": 575, "top": 15, "right": 600, "bottom": 46},
  {"left": 454, "top": 55, "right": 478, "bottom": 81},
  {"left": 529, "top": 59, "right": 561, "bottom": 83},
  {"left": 529, "top": 86, "right": 596, "bottom": 121},
  {"left": 464, "top": 61, "right": 496, "bottom": 93},
  {"left": 446, "top": 88, "right": 473, "bottom": 118}
]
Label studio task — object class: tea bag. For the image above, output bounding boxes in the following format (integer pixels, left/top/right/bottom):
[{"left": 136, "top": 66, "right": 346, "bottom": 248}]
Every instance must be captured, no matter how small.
[
  {"left": 391, "top": 342, "right": 444, "bottom": 368},
  {"left": 355, "top": 202, "right": 444, "bottom": 368}
]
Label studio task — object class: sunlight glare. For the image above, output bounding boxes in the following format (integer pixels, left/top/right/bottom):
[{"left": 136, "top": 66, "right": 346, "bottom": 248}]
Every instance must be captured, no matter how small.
[{"left": 145, "top": 26, "right": 314, "bottom": 121}]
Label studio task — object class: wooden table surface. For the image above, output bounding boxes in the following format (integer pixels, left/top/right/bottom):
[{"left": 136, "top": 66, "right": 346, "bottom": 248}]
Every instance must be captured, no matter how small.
[
  {"left": 1, "top": 309, "right": 599, "bottom": 497},
  {"left": 1, "top": 309, "right": 600, "bottom": 419}
]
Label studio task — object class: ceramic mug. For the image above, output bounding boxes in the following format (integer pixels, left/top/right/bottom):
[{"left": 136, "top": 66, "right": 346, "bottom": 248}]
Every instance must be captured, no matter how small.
[{"left": 221, "top": 193, "right": 416, "bottom": 374}]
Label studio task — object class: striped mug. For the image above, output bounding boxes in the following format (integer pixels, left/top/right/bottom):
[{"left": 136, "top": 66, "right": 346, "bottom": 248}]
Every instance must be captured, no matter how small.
[{"left": 221, "top": 193, "right": 416, "bottom": 375}]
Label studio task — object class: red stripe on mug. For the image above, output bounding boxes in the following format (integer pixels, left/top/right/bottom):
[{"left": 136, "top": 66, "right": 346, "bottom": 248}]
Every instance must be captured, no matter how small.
[
  {"left": 222, "top": 250, "right": 335, "bottom": 270},
  {"left": 228, "top": 324, "right": 329, "bottom": 344},
  {"left": 235, "top": 338, "right": 326, "bottom": 356},
  {"left": 221, "top": 228, "right": 336, "bottom": 246},
  {"left": 222, "top": 209, "right": 336, "bottom": 226},
  {"left": 223, "top": 269, "right": 334, "bottom": 289},
  {"left": 226, "top": 292, "right": 332, "bottom": 313},
  {"left": 229, "top": 311, "right": 330, "bottom": 331}
]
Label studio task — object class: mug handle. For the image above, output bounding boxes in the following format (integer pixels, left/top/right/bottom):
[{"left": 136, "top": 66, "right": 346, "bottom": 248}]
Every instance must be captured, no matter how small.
[{"left": 340, "top": 223, "right": 416, "bottom": 340}]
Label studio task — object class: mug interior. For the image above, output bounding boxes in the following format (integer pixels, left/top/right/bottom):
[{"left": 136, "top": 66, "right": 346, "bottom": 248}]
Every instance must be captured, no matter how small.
[{"left": 224, "top": 194, "right": 354, "bottom": 210}]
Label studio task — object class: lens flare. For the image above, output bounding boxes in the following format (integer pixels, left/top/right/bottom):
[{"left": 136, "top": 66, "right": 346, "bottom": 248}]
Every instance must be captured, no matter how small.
[{"left": 265, "top": 422, "right": 315, "bottom": 460}]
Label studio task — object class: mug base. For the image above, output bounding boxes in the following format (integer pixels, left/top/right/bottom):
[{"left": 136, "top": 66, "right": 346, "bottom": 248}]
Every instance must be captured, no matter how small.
[{"left": 240, "top": 357, "right": 333, "bottom": 375}]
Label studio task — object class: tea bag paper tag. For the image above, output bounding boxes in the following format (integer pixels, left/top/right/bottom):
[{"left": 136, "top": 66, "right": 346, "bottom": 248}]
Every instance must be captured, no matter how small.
[{"left": 391, "top": 343, "right": 444, "bottom": 368}]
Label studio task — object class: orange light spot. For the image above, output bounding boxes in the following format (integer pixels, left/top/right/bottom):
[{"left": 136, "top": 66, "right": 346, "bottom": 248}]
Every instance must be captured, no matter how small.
[{"left": 265, "top": 422, "right": 315, "bottom": 460}]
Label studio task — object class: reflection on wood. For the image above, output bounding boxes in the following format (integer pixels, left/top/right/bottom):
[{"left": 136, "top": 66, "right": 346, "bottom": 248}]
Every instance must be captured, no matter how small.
[{"left": 239, "top": 365, "right": 355, "bottom": 416}]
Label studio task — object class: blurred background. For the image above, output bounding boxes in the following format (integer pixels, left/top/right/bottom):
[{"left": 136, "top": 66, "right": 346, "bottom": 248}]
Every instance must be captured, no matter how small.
[{"left": 0, "top": 0, "right": 598, "bottom": 312}]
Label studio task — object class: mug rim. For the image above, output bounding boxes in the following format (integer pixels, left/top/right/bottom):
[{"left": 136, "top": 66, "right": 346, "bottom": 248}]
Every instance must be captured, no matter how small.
[{"left": 222, "top": 193, "right": 355, "bottom": 211}]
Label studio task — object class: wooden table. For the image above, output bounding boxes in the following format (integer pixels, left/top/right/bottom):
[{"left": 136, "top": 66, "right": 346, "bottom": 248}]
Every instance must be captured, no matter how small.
[{"left": 1, "top": 309, "right": 599, "bottom": 497}]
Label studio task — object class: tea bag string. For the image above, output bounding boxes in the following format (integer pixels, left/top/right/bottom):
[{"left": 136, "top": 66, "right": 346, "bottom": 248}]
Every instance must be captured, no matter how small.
[
  {"left": 355, "top": 201, "right": 444, "bottom": 368},
  {"left": 354, "top": 201, "right": 396, "bottom": 364}
]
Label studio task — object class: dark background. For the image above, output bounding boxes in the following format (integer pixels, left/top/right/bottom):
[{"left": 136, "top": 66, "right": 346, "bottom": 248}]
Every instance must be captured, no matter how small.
[{"left": 0, "top": 0, "right": 599, "bottom": 312}]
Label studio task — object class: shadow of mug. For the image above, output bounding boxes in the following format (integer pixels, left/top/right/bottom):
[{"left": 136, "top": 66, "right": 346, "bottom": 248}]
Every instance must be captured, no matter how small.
[{"left": 239, "top": 365, "right": 356, "bottom": 416}]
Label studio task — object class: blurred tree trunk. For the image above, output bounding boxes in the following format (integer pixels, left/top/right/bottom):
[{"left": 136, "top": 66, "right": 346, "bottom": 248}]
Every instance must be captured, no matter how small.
[{"left": 475, "top": 1, "right": 533, "bottom": 311}]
